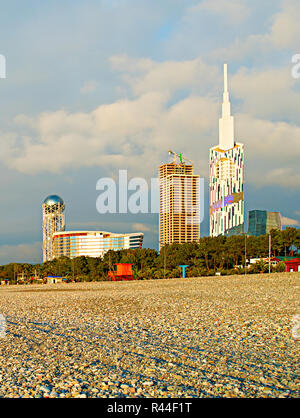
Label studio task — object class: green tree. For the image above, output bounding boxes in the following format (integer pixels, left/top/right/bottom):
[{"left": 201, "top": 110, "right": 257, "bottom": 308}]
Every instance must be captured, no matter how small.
[{"left": 284, "top": 227, "right": 298, "bottom": 256}]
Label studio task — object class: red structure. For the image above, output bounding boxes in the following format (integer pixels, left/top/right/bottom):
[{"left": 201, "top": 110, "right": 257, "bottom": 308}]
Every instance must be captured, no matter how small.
[
  {"left": 271, "top": 257, "right": 300, "bottom": 272},
  {"left": 285, "top": 259, "right": 300, "bottom": 272},
  {"left": 108, "top": 264, "right": 135, "bottom": 281}
]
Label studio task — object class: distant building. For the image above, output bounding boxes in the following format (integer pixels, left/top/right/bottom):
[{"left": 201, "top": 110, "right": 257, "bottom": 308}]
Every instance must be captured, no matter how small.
[
  {"left": 248, "top": 210, "right": 282, "bottom": 236},
  {"left": 43, "top": 195, "right": 65, "bottom": 262},
  {"left": 46, "top": 276, "right": 64, "bottom": 284},
  {"left": 108, "top": 264, "right": 135, "bottom": 281},
  {"left": 210, "top": 64, "right": 245, "bottom": 237},
  {"left": 159, "top": 152, "right": 200, "bottom": 251},
  {"left": 249, "top": 257, "right": 269, "bottom": 264},
  {"left": 271, "top": 257, "right": 300, "bottom": 272},
  {"left": 52, "top": 231, "right": 144, "bottom": 259}
]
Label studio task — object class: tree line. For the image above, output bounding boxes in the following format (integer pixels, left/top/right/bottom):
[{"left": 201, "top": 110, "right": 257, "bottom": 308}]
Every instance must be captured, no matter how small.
[{"left": 0, "top": 228, "right": 299, "bottom": 283}]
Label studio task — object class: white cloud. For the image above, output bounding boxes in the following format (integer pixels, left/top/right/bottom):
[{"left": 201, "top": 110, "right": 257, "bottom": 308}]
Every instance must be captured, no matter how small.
[
  {"left": 211, "top": 0, "right": 300, "bottom": 61},
  {"left": 132, "top": 223, "right": 152, "bottom": 232},
  {"left": 1, "top": 53, "right": 300, "bottom": 190},
  {"left": 0, "top": 55, "right": 220, "bottom": 179},
  {"left": 236, "top": 114, "right": 300, "bottom": 187},
  {"left": 80, "top": 80, "right": 98, "bottom": 94},
  {"left": 231, "top": 66, "right": 300, "bottom": 122},
  {"left": 0, "top": 242, "right": 41, "bottom": 265},
  {"left": 110, "top": 55, "right": 219, "bottom": 96},
  {"left": 270, "top": 0, "right": 300, "bottom": 49},
  {"left": 191, "top": 0, "right": 250, "bottom": 23},
  {"left": 281, "top": 216, "right": 299, "bottom": 226},
  {"left": 0, "top": 92, "right": 168, "bottom": 175},
  {"left": 210, "top": 34, "right": 271, "bottom": 62}
]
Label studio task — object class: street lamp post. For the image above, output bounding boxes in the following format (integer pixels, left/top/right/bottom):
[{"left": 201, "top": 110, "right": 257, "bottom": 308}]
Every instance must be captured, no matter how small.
[
  {"left": 245, "top": 232, "right": 247, "bottom": 275},
  {"left": 269, "top": 234, "right": 271, "bottom": 274},
  {"left": 179, "top": 265, "right": 189, "bottom": 279},
  {"left": 222, "top": 182, "right": 225, "bottom": 236},
  {"left": 72, "top": 258, "right": 75, "bottom": 281}
]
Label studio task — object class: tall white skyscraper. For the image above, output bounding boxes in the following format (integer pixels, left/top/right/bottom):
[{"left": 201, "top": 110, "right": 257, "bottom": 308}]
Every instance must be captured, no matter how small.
[{"left": 209, "top": 64, "right": 244, "bottom": 237}]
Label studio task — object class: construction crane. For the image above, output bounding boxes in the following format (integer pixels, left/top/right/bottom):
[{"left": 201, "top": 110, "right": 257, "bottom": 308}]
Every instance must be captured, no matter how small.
[{"left": 168, "top": 150, "right": 194, "bottom": 166}]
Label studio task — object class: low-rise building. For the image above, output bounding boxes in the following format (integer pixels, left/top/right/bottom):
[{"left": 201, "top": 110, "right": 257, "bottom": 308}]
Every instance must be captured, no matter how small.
[
  {"left": 46, "top": 276, "right": 64, "bottom": 284},
  {"left": 271, "top": 256, "right": 300, "bottom": 272}
]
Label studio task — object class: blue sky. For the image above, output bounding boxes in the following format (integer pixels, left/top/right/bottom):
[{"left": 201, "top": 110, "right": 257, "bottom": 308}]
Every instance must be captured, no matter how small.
[{"left": 1, "top": 0, "right": 300, "bottom": 263}]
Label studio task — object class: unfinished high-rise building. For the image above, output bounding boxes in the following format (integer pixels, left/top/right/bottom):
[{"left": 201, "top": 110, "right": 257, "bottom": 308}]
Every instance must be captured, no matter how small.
[
  {"left": 42, "top": 195, "right": 65, "bottom": 262},
  {"left": 159, "top": 152, "right": 201, "bottom": 251}
]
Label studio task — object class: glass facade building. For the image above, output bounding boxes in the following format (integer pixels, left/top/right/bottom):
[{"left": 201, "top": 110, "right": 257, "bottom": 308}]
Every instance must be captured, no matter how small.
[{"left": 248, "top": 210, "right": 282, "bottom": 236}]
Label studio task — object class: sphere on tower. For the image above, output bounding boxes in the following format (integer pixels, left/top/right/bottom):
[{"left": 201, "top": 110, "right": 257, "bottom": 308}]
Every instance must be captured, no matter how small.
[
  {"left": 43, "top": 195, "right": 65, "bottom": 212},
  {"left": 42, "top": 195, "right": 65, "bottom": 262},
  {"left": 44, "top": 195, "right": 64, "bottom": 206}
]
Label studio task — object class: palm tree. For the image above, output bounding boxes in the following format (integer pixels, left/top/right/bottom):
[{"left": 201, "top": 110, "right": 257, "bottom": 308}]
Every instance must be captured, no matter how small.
[{"left": 284, "top": 227, "right": 298, "bottom": 256}]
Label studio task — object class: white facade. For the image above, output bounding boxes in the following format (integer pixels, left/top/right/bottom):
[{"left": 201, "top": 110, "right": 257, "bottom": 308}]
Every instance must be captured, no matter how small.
[
  {"left": 209, "top": 65, "right": 245, "bottom": 237},
  {"left": 52, "top": 231, "right": 144, "bottom": 259}
]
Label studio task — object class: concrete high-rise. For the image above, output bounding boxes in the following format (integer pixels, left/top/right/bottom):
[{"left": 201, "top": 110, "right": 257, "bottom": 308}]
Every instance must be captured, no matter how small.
[
  {"left": 159, "top": 152, "right": 200, "bottom": 250},
  {"left": 42, "top": 195, "right": 65, "bottom": 262},
  {"left": 209, "top": 64, "right": 244, "bottom": 237}
]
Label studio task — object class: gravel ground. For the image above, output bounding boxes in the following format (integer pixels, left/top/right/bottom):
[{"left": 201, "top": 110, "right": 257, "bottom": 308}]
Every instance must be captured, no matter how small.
[{"left": 0, "top": 273, "right": 299, "bottom": 398}]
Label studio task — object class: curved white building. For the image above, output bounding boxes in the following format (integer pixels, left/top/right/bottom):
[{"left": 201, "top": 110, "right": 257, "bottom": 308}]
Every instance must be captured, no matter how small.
[{"left": 52, "top": 230, "right": 144, "bottom": 259}]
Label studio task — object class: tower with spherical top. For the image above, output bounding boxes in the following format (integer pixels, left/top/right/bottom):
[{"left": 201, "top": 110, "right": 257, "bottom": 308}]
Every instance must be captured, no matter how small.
[{"left": 42, "top": 195, "right": 65, "bottom": 262}]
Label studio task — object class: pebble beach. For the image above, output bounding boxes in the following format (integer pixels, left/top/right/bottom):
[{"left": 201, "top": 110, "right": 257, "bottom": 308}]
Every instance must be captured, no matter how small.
[{"left": 0, "top": 273, "right": 299, "bottom": 398}]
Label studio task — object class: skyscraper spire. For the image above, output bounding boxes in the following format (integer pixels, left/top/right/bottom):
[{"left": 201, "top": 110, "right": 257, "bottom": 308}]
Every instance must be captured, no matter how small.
[
  {"left": 224, "top": 62, "right": 228, "bottom": 93},
  {"left": 219, "top": 63, "right": 235, "bottom": 150}
]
